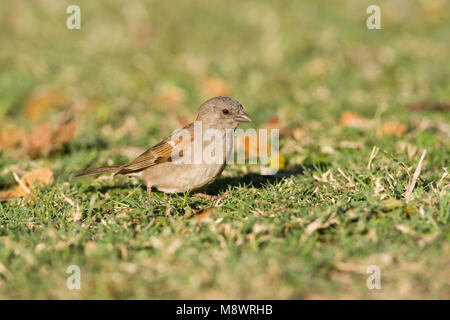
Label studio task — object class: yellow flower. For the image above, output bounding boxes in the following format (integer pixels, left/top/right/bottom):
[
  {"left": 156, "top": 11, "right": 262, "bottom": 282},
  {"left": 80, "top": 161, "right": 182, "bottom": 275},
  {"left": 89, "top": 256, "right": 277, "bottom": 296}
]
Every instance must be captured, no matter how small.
[{"left": 269, "top": 154, "right": 286, "bottom": 171}]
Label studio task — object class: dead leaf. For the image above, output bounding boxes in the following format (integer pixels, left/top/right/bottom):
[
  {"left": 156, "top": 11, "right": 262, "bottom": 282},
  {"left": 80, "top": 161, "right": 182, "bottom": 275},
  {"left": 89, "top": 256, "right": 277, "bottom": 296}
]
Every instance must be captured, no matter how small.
[
  {"left": 52, "top": 119, "right": 77, "bottom": 149},
  {"left": 201, "top": 76, "right": 231, "bottom": 97},
  {"left": 20, "top": 120, "right": 77, "bottom": 158},
  {"left": 0, "top": 127, "right": 26, "bottom": 150},
  {"left": 25, "top": 89, "right": 67, "bottom": 121},
  {"left": 380, "top": 122, "right": 407, "bottom": 137},
  {"left": 21, "top": 168, "right": 53, "bottom": 187},
  {"left": 1, "top": 186, "right": 28, "bottom": 199},
  {"left": 196, "top": 207, "right": 217, "bottom": 219},
  {"left": 20, "top": 123, "right": 53, "bottom": 157},
  {"left": 1, "top": 168, "right": 53, "bottom": 199},
  {"left": 340, "top": 111, "right": 371, "bottom": 129}
]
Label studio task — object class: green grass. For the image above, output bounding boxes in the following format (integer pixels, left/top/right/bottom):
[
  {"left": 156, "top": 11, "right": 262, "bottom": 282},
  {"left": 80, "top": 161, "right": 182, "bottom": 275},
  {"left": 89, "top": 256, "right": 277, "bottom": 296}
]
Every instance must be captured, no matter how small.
[{"left": 0, "top": 0, "right": 449, "bottom": 299}]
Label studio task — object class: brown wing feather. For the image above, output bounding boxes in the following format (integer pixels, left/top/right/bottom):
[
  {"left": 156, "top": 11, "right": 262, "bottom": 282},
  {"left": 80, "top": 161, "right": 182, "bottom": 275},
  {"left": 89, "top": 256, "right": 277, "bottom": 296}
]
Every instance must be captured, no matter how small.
[{"left": 115, "top": 123, "right": 194, "bottom": 175}]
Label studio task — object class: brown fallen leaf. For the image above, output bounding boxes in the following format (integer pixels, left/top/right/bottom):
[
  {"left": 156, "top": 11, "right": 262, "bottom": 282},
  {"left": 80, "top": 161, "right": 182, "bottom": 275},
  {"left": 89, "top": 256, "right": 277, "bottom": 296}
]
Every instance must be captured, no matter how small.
[
  {"left": 0, "top": 127, "right": 26, "bottom": 150},
  {"left": 196, "top": 207, "right": 217, "bottom": 219},
  {"left": 201, "top": 76, "right": 231, "bottom": 98},
  {"left": 20, "top": 120, "right": 77, "bottom": 158},
  {"left": 340, "top": 111, "right": 371, "bottom": 129},
  {"left": 1, "top": 168, "right": 53, "bottom": 199},
  {"left": 25, "top": 89, "right": 67, "bottom": 121},
  {"left": 52, "top": 119, "right": 77, "bottom": 149},
  {"left": 379, "top": 122, "right": 407, "bottom": 137},
  {"left": 20, "top": 123, "right": 53, "bottom": 157},
  {"left": 21, "top": 168, "right": 54, "bottom": 188}
]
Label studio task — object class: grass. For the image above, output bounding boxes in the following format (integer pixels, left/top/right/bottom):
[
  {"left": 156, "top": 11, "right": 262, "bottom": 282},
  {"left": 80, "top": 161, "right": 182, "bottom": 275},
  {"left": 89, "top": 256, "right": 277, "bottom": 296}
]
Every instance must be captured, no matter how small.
[{"left": 0, "top": 0, "right": 449, "bottom": 299}]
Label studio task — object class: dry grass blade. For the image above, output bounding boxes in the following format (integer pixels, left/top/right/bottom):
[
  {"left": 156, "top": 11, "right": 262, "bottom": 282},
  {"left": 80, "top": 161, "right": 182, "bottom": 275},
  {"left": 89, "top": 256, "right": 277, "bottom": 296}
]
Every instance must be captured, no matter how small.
[
  {"left": 403, "top": 150, "right": 427, "bottom": 201},
  {"left": 61, "top": 193, "right": 81, "bottom": 222},
  {"left": 12, "top": 171, "right": 31, "bottom": 195},
  {"left": 367, "top": 146, "right": 379, "bottom": 170}
]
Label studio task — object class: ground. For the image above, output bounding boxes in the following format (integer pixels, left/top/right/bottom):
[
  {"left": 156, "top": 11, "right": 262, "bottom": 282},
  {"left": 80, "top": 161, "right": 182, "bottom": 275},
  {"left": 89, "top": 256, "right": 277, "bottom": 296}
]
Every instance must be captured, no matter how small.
[{"left": 0, "top": 0, "right": 449, "bottom": 299}]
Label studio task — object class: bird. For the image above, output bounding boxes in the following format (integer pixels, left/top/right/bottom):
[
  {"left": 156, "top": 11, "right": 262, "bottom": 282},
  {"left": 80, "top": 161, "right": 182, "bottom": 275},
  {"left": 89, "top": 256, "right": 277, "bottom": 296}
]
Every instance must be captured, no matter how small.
[{"left": 75, "top": 96, "right": 252, "bottom": 199}]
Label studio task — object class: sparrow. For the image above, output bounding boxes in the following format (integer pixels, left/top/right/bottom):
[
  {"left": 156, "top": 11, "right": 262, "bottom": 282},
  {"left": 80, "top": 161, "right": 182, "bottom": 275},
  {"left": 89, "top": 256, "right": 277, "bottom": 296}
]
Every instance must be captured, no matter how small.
[{"left": 75, "top": 96, "right": 252, "bottom": 199}]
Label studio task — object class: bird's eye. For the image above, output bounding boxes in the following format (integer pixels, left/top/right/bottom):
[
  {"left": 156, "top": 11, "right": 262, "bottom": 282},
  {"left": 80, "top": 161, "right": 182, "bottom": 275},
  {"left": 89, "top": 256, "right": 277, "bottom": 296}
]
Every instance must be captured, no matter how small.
[{"left": 222, "top": 109, "right": 229, "bottom": 115}]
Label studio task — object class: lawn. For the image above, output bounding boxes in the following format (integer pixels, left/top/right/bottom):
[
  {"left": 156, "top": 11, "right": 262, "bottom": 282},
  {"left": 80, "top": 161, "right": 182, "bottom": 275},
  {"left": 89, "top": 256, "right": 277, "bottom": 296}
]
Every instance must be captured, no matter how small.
[{"left": 0, "top": 0, "right": 449, "bottom": 299}]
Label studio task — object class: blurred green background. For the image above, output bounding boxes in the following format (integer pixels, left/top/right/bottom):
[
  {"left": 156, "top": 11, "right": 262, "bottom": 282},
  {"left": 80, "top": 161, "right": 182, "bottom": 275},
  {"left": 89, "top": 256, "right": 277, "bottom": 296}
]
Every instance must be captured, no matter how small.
[
  {"left": 1, "top": 0, "right": 448, "bottom": 130},
  {"left": 0, "top": 0, "right": 449, "bottom": 299}
]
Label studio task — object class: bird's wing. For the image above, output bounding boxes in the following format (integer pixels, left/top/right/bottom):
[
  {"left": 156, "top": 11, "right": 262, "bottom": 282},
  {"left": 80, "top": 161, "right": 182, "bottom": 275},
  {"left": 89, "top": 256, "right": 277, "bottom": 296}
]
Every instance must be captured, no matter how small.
[{"left": 115, "top": 123, "right": 194, "bottom": 175}]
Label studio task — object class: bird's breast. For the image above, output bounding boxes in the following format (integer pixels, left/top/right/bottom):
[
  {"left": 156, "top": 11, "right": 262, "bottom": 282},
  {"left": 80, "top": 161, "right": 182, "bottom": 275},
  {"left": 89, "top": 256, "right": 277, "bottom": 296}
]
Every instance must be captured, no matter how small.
[{"left": 141, "top": 132, "right": 232, "bottom": 193}]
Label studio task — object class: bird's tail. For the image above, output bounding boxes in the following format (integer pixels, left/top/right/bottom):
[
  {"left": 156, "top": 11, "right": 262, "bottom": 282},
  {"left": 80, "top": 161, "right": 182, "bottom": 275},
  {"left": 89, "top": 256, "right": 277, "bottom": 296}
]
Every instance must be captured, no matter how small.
[{"left": 74, "top": 165, "right": 122, "bottom": 178}]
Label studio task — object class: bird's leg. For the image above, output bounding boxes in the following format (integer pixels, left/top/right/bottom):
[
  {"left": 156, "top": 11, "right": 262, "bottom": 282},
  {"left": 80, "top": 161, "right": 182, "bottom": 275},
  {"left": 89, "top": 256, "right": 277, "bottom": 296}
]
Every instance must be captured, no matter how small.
[{"left": 146, "top": 182, "right": 152, "bottom": 201}]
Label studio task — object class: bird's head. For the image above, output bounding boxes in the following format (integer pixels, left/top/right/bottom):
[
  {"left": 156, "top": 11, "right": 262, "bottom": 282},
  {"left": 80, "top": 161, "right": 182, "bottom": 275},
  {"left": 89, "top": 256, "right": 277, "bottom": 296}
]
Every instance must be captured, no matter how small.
[{"left": 196, "top": 96, "right": 252, "bottom": 130}]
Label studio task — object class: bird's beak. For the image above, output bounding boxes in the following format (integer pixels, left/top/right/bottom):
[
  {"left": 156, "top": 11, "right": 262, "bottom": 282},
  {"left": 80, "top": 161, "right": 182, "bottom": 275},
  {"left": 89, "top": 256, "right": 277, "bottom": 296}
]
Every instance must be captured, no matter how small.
[{"left": 235, "top": 111, "right": 252, "bottom": 123}]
